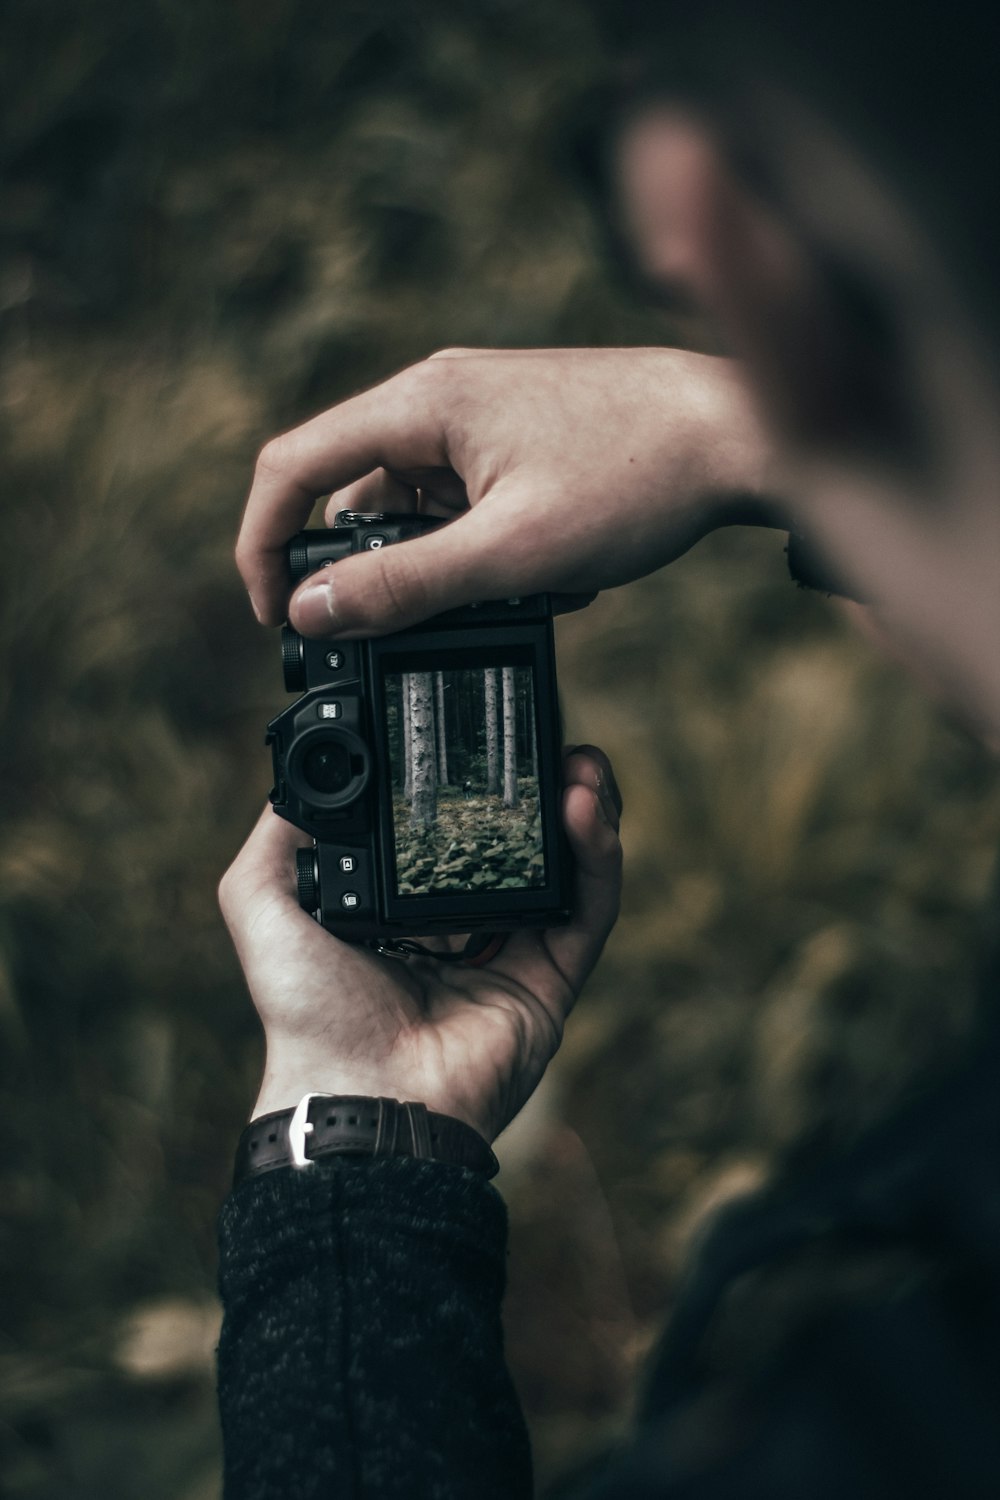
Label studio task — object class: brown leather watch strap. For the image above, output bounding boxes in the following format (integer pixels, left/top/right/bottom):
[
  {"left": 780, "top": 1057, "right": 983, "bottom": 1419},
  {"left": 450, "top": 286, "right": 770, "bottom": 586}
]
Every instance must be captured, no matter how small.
[{"left": 233, "top": 1093, "right": 499, "bottom": 1187}]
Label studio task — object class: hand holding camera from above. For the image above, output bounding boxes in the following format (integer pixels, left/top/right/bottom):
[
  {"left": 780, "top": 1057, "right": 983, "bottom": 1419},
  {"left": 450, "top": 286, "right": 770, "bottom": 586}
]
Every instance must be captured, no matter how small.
[{"left": 235, "top": 346, "right": 779, "bottom": 639}]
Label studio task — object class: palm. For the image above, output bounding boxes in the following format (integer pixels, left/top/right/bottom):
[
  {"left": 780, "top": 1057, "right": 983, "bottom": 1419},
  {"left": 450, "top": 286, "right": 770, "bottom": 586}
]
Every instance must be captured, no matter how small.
[
  {"left": 242, "top": 888, "right": 570, "bottom": 1141},
  {"left": 221, "top": 751, "right": 621, "bottom": 1143}
]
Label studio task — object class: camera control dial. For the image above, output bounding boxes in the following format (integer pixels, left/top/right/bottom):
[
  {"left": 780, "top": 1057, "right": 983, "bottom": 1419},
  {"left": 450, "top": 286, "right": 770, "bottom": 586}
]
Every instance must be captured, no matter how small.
[
  {"left": 296, "top": 847, "right": 320, "bottom": 915},
  {"left": 281, "top": 627, "right": 306, "bottom": 692}
]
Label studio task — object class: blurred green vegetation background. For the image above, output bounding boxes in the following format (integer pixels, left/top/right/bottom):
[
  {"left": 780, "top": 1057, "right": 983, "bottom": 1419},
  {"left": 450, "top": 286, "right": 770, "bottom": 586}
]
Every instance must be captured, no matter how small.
[{"left": 1, "top": 3, "right": 997, "bottom": 1495}]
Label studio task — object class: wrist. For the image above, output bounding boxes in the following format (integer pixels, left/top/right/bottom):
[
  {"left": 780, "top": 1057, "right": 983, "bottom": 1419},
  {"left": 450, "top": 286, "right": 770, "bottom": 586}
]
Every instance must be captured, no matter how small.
[{"left": 252, "top": 1049, "right": 491, "bottom": 1139}]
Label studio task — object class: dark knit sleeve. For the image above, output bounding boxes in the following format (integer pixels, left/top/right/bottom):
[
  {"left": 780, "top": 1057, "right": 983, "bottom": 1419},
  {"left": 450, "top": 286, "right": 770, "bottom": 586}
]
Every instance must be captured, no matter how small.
[{"left": 216, "top": 1155, "right": 533, "bottom": 1500}]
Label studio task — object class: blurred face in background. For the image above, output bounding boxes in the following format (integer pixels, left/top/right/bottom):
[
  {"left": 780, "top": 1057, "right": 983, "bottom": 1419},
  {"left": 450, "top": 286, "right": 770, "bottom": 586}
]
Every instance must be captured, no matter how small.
[{"left": 616, "top": 96, "right": 1000, "bottom": 740}]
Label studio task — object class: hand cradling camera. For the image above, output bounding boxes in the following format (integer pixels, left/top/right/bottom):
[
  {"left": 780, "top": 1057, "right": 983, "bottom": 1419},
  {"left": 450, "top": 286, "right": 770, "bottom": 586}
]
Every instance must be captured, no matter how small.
[{"left": 267, "top": 511, "right": 578, "bottom": 963}]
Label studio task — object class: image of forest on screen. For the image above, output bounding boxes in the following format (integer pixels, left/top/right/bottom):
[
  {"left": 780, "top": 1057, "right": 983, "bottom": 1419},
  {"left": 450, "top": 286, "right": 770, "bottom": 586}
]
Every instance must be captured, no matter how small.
[{"left": 385, "top": 665, "right": 546, "bottom": 896}]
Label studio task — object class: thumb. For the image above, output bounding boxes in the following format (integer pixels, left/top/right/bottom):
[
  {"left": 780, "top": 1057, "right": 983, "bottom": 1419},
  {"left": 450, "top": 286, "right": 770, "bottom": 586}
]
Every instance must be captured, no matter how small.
[{"left": 287, "top": 508, "right": 522, "bottom": 638}]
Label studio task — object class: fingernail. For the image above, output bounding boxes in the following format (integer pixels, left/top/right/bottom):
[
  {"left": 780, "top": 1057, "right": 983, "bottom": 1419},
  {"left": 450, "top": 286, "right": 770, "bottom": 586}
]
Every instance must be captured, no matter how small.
[
  {"left": 294, "top": 577, "right": 340, "bottom": 635},
  {"left": 249, "top": 592, "right": 263, "bottom": 623}
]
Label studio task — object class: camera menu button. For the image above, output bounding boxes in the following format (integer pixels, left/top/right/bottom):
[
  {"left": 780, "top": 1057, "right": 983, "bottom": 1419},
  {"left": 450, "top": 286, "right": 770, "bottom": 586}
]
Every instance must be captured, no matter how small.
[
  {"left": 341, "top": 891, "right": 360, "bottom": 910},
  {"left": 317, "top": 701, "right": 342, "bottom": 719}
]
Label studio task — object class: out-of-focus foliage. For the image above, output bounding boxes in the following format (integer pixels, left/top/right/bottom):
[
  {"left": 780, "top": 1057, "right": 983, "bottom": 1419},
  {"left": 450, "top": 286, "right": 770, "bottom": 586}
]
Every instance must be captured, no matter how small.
[{"left": 0, "top": 3, "right": 996, "bottom": 1495}]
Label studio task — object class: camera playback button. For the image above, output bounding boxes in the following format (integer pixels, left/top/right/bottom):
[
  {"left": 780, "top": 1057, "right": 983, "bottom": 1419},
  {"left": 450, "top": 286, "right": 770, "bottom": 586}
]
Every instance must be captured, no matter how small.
[{"left": 338, "top": 855, "right": 356, "bottom": 874}]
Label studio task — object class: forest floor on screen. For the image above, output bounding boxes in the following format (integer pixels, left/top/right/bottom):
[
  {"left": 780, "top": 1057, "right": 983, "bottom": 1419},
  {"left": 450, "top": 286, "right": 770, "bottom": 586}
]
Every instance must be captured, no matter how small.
[{"left": 393, "top": 781, "right": 545, "bottom": 894}]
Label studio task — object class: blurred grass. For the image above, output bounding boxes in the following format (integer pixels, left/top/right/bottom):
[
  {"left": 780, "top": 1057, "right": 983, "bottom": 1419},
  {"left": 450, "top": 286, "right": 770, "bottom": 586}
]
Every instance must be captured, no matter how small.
[{"left": 1, "top": 2, "right": 997, "bottom": 1494}]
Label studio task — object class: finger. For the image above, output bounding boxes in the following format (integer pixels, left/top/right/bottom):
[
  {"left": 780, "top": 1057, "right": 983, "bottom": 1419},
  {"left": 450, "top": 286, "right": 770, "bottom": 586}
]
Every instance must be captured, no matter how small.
[
  {"left": 413, "top": 468, "right": 471, "bottom": 515},
  {"left": 337, "top": 464, "right": 470, "bottom": 515},
  {"left": 542, "top": 781, "right": 623, "bottom": 990},
  {"left": 237, "top": 367, "right": 452, "bottom": 624},
  {"left": 323, "top": 469, "right": 419, "bottom": 524},
  {"left": 497, "top": 773, "right": 622, "bottom": 1009},
  {"left": 288, "top": 499, "right": 527, "bottom": 638},
  {"left": 564, "top": 744, "right": 623, "bottom": 830}
]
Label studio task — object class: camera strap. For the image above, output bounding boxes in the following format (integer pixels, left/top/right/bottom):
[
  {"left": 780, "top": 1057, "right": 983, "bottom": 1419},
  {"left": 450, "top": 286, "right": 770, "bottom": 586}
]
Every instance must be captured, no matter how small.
[{"left": 371, "top": 933, "right": 508, "bottom": 967}]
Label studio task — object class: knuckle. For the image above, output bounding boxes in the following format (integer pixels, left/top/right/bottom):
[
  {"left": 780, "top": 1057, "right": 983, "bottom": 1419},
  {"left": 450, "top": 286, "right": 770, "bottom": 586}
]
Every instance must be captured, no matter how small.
[
  {"left": 406, "top": 351, "right": 462, "bottom": 395},
  {"left": 254, "top": 433, "right": 296, "bottom": 482},
  {"left": 394, "top": 351, "right": 480, "bottom": 441}
]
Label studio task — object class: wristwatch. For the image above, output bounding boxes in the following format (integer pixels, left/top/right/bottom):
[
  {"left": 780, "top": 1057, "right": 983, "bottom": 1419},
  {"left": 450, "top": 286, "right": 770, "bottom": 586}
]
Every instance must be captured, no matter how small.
[{"left": 233, "top": 1092, "right": 500, "bottom": 1187}]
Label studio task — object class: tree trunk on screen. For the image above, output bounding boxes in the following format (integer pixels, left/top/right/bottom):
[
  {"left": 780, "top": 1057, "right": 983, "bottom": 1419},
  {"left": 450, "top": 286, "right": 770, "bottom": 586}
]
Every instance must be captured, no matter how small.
[
  {"left": 527, "top": 690, "right": 538, "bottom": 778},
  {"left": 484, "top": 667, "right": 500, "bottom": 796},
  {"left": 402, "top": 673, "right": 413, "bottom": 800},
  {"left": 409, "top": 671, "right": 438, "bottom": 829},
  {"left": 435, "top": 672, "right": 449, "bottom": 785},
  {"left": 502, "top": 666, "right": 519, "bottom": 809}
]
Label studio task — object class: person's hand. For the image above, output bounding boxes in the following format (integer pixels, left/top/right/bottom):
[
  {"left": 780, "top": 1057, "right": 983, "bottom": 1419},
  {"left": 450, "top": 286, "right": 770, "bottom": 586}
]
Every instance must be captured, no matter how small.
[
  {"left": 218, "top": 747, "right": 622, "bottom": 1142},
  {"left": 236, "top": 347, "right": 773, "bottom": 635}
]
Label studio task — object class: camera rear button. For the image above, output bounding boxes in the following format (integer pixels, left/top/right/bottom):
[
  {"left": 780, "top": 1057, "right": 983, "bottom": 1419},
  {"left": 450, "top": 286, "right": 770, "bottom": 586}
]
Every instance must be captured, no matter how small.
[
  {"left": 341, "top": 892, "right": 360, "bottom": 910},
  {"left": 339, "top": 856, "right": 356, "bottom": 874},
  {"left": 364, "top": 535, "right": 387, "bottom": 550}
]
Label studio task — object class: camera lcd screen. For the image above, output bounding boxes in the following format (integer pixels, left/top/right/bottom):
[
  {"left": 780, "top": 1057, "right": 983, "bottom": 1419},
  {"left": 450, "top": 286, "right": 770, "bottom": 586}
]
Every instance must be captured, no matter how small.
[{"left": 384, "top": 664, "right": 547, "bottom": 897}]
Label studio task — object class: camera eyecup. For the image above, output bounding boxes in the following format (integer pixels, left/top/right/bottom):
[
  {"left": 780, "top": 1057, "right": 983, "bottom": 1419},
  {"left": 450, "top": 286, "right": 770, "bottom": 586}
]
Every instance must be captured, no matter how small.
[
  {"left": 296, "top": 846, "right": 320, "bottom": 914},
  {"left": 281, "top": 627, "right": 306, "bottom": 692}
]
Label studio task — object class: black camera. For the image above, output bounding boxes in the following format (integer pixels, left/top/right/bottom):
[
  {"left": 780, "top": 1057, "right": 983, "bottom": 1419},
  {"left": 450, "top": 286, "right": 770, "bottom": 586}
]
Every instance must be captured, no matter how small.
[{"left": 267, "top": 511, "right": 573, "bottom": 945}]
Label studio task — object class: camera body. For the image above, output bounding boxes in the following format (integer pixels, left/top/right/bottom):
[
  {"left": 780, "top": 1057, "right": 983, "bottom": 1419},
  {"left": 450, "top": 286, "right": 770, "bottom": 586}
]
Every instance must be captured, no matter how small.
[{"left": 267, "top": 511, "right": 572, "bottom": 941}]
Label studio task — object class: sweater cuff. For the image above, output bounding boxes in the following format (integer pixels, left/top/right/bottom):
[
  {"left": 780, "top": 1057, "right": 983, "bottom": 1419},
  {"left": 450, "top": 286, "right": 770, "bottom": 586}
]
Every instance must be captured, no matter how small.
[{"left": 218, "top": 1153, "right": 508, "bottom": 1286}]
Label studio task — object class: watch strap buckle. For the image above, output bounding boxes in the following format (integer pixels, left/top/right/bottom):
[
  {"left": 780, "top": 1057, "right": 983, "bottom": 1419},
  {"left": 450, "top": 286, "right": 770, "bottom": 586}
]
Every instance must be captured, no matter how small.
[{"left": 288, "top": 1091, "right": 335, "bottom": 1168}]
